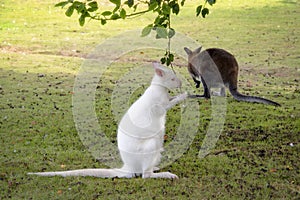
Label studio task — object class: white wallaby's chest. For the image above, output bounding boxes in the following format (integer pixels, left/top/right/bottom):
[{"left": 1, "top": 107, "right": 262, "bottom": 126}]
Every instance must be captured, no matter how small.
[{"left": 117, "top": 86, "right": 168, "bottom": 154}]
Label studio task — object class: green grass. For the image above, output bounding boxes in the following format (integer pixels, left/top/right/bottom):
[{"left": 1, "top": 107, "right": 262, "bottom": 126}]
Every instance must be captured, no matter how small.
[{"left": 1, "top": 0, "right": 299, "bottom": 199}]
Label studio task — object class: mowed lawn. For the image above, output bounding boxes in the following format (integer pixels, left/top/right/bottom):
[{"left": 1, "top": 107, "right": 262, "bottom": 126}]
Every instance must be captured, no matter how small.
[{"left": 0, "top": 0, "right": 299, "bottom": 199}]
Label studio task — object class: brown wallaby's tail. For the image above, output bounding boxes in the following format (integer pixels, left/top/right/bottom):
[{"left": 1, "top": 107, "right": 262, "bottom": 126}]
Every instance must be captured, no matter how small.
[
  {"left": 28, "top": 168, "right": 133, "bottom": 178},
  {"left": 229, "top": 87, "right": 281, "bottom": 106}
]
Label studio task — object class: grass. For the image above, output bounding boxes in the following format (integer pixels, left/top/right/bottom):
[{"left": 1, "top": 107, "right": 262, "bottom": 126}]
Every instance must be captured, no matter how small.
[{"left": 0, "top": 0, "right": 299, "bottom": 199}]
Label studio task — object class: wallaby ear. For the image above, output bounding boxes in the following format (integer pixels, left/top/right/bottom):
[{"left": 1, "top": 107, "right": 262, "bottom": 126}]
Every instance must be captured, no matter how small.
[
  {"left": 152, "top": 62, "right": 164, "bottom": 77},
  {"left": 195, "top": 46, "right": 202, "bottom": 54},
  {"left": 184, "top": 47, "right": 192, "bottom": 55}
]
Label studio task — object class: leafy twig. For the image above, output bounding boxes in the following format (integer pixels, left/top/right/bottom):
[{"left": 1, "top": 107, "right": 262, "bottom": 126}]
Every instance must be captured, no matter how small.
[{"left": 55, "top": 0, "right": 217, "bottom": 66}]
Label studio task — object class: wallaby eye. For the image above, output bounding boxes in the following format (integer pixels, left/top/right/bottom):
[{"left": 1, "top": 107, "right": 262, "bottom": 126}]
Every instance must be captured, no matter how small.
[{"left": 171, "top": 78, "right": 176, "bottom": 81}]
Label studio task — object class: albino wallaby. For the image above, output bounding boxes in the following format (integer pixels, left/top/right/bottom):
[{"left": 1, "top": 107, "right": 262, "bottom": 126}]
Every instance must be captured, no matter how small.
[
  {"left": 184, "top": 47, "right": 280, "bottom": 106},
  {"left": 28, "top": 62, "right": 187, "bottom": 179}
]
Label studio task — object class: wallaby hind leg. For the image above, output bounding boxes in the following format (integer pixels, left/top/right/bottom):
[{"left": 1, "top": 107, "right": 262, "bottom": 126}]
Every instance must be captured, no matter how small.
[
  {"left": 211, "top": 89, "right": 220, "bottom": 96},
  {"left": 212, "top": 87, "right": 226, "bottom": 97},
  {"left": 201, "top": 76, "right": 210, "bottom": 98},
  {"left": 220, "top": 87, "right": 226, "bottom": 96}
]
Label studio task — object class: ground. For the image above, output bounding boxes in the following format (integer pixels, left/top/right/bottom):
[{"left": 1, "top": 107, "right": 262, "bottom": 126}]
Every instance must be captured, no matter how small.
[{"left": 0, "top": 0, "right": 299, "bottom": 199}]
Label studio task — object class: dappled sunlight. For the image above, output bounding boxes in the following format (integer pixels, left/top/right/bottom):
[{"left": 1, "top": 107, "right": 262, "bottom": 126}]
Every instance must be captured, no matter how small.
[{"left": 0, "top": 52, "right": 81, "bottom": 75}]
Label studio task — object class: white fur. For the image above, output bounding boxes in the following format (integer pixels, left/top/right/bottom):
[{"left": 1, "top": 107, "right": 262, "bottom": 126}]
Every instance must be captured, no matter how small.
[{"left": 28, "top": 62, "right": 187, "bottom": 179}]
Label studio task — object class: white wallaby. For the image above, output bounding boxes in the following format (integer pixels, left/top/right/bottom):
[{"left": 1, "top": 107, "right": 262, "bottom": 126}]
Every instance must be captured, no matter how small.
[{"left": 28, "top": 62, "right": 187, "bottom": 179}]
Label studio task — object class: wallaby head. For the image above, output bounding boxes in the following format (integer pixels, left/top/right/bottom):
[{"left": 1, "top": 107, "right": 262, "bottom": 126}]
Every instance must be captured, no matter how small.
[
  {"left": 184, "top": 47, "right": 202, "bottom": 82},
  {"left": 151, "top": 62, "right": 182, "bottom": 89}
]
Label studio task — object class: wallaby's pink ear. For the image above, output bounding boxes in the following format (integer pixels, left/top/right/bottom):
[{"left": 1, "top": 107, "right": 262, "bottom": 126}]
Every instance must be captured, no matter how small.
[{"left": 152, "top": 62, "right": 164, "bottom": 77}]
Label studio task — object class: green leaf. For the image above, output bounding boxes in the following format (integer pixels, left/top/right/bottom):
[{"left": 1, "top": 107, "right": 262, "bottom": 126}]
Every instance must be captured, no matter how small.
[
  {"left": 127, "top": 0, "right": 134, "bottom": 7},
  {"left": 113, "top": 5, "right": 120, "bottom": 13},
  {"left": 149, "top": 2, "right": 158, "bottom": 11},
  {"left": 154, "top": 15, "right": 167, "bottom": 27},
  {"left": 120, "top": 8, "right": 126, "bottom": 19},
  {"left": 141, "top": 25, "right": 152, "bottom": 37},
  {"left": 207, "top": 0, "right": 216, "bottom": 6},
  {"left": 102, "top": 11, "right": 112, "bottom": 16},
  {"left": 166, "top": 60, "right": 171, "bottom": 66},
  {"left": 162, "top": 3, "right": 170, "bottom": 15},
  {"left": 156, "top": 27, "right": 168, "bottom": 39},
  {"left": 181, "top": 0, "right": 185, "bottom": 6},
  {"left": 160, "top": 57, "right": 166, "bottom": 64},
  {"left": 165, "top": 53, "right": 174, "bottom": 66},
  {"left": 196, "top": 5, "right": 202, "bottom": 17},
  {"left": 87, "top": 1, "right": 98, "bottom": 12},
  {"left": 72, "top": 1, "right": 83, "bottom": 8},
  {"left": 110, "top": 0, "right": 121, "bottom": 6},
  {"left": 87, "top": 7, "right": 98, "bottom": 12},
  {"left": 168, "top": 28, "right": 175, "bottom": 38},
  {"left": 65, "top": 5, "right": 74, "bottom": 17},
  {"left": 75, "top": 3, "right": 86, "bottom": 13},
  {"left": 110, "top": 13, "right": 120, "bottom": 20},
  {"left": 172, "top": 3, "right": 180, "bottom": 15},
  {"left": 169, "top": 53, "right": 174, "bottom": 62},
  {"left": 201, "top": 8, "right": 209, "bottom": 18},
  {"left": 88, "top": 1, "right": 98, "bottom": 8},
  {"left": 101, "top": 19, "right": 107, "bottom": 25},
  {"left": 55, "top": 1, "right": 69, "bottom": 8},
  {"left": 79, "top": 14, "right": 86, "bottom": 26}
]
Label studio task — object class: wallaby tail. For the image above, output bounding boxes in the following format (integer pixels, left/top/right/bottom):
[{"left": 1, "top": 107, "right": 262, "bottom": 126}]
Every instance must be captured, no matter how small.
[
  {"left": 28, "top": 168, "right": 133, "bottom": 178},
  {"left": 229, "top": 88, "right": 281, "bottom": 106}
]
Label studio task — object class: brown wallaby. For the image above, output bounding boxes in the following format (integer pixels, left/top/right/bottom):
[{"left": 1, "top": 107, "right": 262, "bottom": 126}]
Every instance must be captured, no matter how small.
[{"left": 184, "top": 46, "right": 280, "bottom": 106}]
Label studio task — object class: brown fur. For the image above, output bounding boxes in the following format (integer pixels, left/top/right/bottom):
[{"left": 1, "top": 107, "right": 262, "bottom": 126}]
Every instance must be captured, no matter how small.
[{"left": 184, "top": 47, "right": 280, "bottom": 106}]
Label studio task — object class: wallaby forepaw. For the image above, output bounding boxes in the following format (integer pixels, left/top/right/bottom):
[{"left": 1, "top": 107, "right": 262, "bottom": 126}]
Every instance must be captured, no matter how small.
[{"left": 179, "top": 92, "right": 188, "bottom": 100}]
